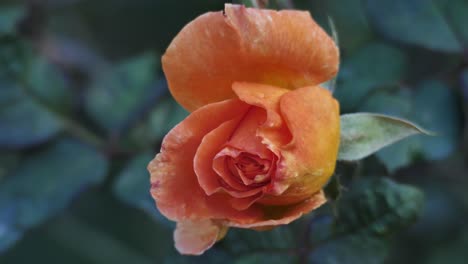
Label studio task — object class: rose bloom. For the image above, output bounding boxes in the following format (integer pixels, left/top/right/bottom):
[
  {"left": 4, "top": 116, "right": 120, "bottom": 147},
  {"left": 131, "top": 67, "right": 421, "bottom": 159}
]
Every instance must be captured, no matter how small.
[{"left": 148, "top": 4, "right": 339, "bottom": 255}]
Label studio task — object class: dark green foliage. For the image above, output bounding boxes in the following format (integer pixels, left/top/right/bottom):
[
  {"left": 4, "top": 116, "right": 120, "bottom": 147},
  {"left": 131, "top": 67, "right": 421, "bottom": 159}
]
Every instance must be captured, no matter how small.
[
  {"left": 0, "top": 139, "right": 108, "bottom": 252},
  {"left": 333, "top": 178, "right": 424, "bottom": 236},
  {"left": 84, "top": 52, "right": 160, "bottom": 133},
  {"left": 309, "top": 178, "right": 424, "bottom": 264},
  {"left": 334, "top": 42, "right": 408, "bottom": 112},
  {"left": 0, "top": 5, "right": 22, "bottom": 36},
  {"left": 309, "top": 234, "right": 390, "bottom": 264},
  {"left": 324, "top": 175, "right": 342, "bottom": 202},
  {"left": 294, "top": 0, "right": 373, "bottom": 54},
  {"left": 0, "top": 0, "right": 466, "bottom": 263},
  {"left": 113, "top": 152, "right": 172, "bottom": 226},
  {"left": 127, "top": 93, "right": 188, "bottom": 148},
  {"left": 0, "top": 38, "right": 66, "bottom": 148},
  {"left": 0, "top": 82, "right": 62, "bottom": 148},
  {"left": 223, "top": 224, "right": 298, "bottom": 255},
  {"left": 365, "top": 0, "right": 463, "bottom": 52},
  {"left": 235, "top": 253, "right": 297, "bottom": 264}
]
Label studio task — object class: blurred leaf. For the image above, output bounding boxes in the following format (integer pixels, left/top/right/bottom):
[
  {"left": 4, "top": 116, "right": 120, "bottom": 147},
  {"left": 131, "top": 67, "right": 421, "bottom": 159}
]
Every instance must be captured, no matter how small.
[
  {"left": 235, "top": 253, "right": 297, "bottom": 264},
  {"left": 426, "top": 228, "right": 468, "bottom": 264},
  {"left": 333, "top": 178, "right": 424, "bottom": 236},
  {"left": 113, "top": 152, "right": 172, "bottom": 227},
  {"left": 47, "top": 0, "right": 225, "bottom": 59},
  {"left": 0, "top": 5, "right": 23, "bottom": 36},
  {"left": 0, "top": 152, "right": 19, "bottom": 181},
  {"left": 309, "top": 178, "right": 424, "bottom": 264},
  {"left": 142, "top": 94, "right": 188, "bottom": 138},
  {"left": 406, "top": 184, "right": 466, "bottom": 244},
  {"left": 461, "top": 68, "right": 468, "bottom": 102},
  {"left": 0, "top": 212, "right": 155, "bottom": 264},
  {"left": 85, "top": 52, "right": 160, "bottom": 133},
  {"left": 324, "top": 175, "right": 342, "bottom": 202},
  {"left": 413, "top": 80, "right": 461, "bottom": 159},
  {"left": 223, "top": 225, "right": 297, "bottom": 255},
  {"left": 295, "top": 0, "right": 373, "bottom": 54},
  {"left": 405, "top": 47, "right": 462, "bottom": 83},
  {"left": 68, "top": 189, "right": 176, "bottom": 262},
  {"left": 309, "top": 233, "right": 389, "bottom": 264},
  {"left": 360, "top": 81, "right": 461, "bottom": 171},
  {"left": 26, "top": 56, "right": 73, "bottom": 113},
  {"left": 0, "top": 26, "right": 32, "bottom": 80},
  {"left": 445, "top": 0, "right": 468, "bottom": 46},
  {"left": 46, "top": 215, "right": 154, "bottom": 264},
  {"left": 338, "top": 113, "right": 430, "bottom": 161},
  {"left": 234, "top": 0, "right": 263, "bottom": 8},
  {"left": 128, "top": 93, "right": 188, "bottom": 146},
  {"left": 164, "top": 249, "right": 231, "bottom": 264},
  {"left": 0, "top": 81, "right": 63, "bottom": 148},
  {"left": 335, "top": 42, "right": 408, "bottom": 112},
  {"left": 0, "top": 36, "right": 75, "bottom": 148},
  {"left": 365, "top": 0, "right": 462, "bottom": 52},
  {"left": 0, "top": 139, "right": 108, "bottom": 252}
]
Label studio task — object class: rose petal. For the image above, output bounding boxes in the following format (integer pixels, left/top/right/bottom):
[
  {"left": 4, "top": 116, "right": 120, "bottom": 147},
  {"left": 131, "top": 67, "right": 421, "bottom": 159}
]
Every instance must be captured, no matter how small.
[
  {"left": 261, "top": 86, "right": 340, "bottom": 205},
  {"left": 193, "top": 114, "right": 267, "bottom": 199},
  {"left": 232, "top": 82, "right": 291, "bottom": 154},
  {"left": 213, "top": 152, "right": 258, "bottom": 194},
  {"left": 227, "top": 190, "right": 326, "bottom": 228},
  {"left": 194, "top": 117, "right": 246, "bottom": 196},
  {"left": 226, "top": 107, "right": 271, "bottom": 158},
  {"left": 229, "top": 192, "right": 264, "bottom": 211},
  {"left": 148, "top": 99, "right": 264, "bottom": 222},
  {"left": 174, "top": 219, "right": 227, "bottom": 255},
  {"left": 232, "top": 82, "right": 291, "bottom": 195},
  {"left": 163, "top": 4, "right": 339, "bottom": 111}
]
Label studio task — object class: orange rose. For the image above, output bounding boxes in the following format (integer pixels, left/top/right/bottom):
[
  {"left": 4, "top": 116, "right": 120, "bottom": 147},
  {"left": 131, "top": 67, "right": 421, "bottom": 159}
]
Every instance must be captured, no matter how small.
[{"left": 148, "top": 4, "right": 340, "bottom": 255}]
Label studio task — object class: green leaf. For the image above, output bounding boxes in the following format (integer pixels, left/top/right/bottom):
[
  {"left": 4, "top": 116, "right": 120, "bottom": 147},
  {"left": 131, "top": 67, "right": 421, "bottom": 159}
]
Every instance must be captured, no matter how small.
[
  {"left": 0, "top": 152, "right": 19, "bottom": 182},
  {"left": 426, "top": 228, "right": 468, "bottom": 264},
  {"left": 0, "top": 6, "right": 23, "bottom": 36},
  {"left": 0, "top": 139, "right": 108, "bottom": 252},
  {"left": 46, "top": 215, "right": 155, "bottom": 264},
  {"left": 309, "top": 178, "right": 424, "bottom": 264},
  {"left": 234, "top": 0, "right": 262, "bottom": 8},
  {"left": 47, "top": 0, "right": 225, "bottom": 59},
  {"left": 0, "top": 36, "right": 73, "bottom": 148},
  {"left": 0, "top": 81, "right": 63, "bottom": 148},
  {"left": 333, "top": 178, "right": 424, "bottom": 236},
  {"left": 164, "top": 249, "right": 231, "bottom": 264},
  {"left": 85, "top": 52, "right": 160, "bottom": 133},
  {"left": 309, "top": 233, "right": 390, "bottom": 264},
  {"left": 413, "top": 80, "right": 461, "bottom": 159},
  {"left": 113, "top": 152, "right": 171, "bottom": 227},
  {"left": 358, "top": 90, "right": 421, "bottom": 171},
  {"left": 365, "top": 0, "right": 462, "bottom": 53},
  {"left": 338, "top": 113, "right": 430, "bottom": 161},
  {"left": 334, "top": 42, "right": 408, "bottom": 112},
  {"left": 324, "top": 175, "right": 342, "bottom": 202},
  {"left": 223, "top": 224, "right": 297, "bottom": 255},
  {"left": 461, "top": 69, "right": 468, "bottom": 100},
  {"left": 128, "top": 94, "right": 188, "bottom": 146},
  {"left": 295, "top": 0, "right": 373, "bottom": 54},
  {"left": 445, "top": 0, "right": 468, "bottom": 46},
  {"left": 235, "top": 253, "right": 297, "bottom": 264},
  {"left": 0, "top": 212, "right": 156, "bottom": 264},
  {"left": 26, "top": 56, "right": 73, "bottom": 113}
]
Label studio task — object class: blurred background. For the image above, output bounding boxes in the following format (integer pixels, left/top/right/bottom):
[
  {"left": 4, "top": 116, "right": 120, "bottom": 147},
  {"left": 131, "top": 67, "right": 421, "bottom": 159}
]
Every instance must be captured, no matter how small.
[{"left": 0, "top": 0, "right": 467, "bottom": 263}]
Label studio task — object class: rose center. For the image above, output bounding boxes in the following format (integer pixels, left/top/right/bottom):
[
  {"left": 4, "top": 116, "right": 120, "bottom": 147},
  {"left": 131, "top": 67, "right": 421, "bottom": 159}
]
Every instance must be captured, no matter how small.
[{"left": 227, "top": 153, "right": 272, "bottom": 185}]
